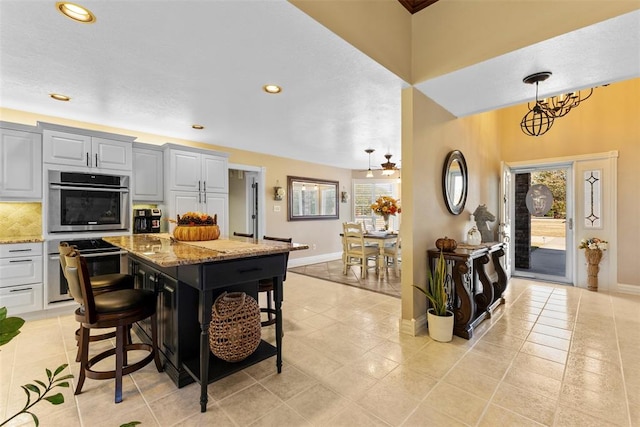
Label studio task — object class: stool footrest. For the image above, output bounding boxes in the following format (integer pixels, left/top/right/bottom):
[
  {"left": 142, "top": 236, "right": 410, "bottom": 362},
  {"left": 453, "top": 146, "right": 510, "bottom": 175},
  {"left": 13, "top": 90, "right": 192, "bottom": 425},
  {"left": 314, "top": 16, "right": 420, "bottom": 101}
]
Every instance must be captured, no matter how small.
[{"left": 83, "top": 343, "right": 157, "bottom": 381}]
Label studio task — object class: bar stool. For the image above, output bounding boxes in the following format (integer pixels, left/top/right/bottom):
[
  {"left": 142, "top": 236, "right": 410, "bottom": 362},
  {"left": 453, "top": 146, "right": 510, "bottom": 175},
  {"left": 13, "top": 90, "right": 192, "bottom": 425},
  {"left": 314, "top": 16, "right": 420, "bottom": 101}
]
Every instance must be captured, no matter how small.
[
  {"left": 64, "top": 249, "right": 162, "bottom": 403},
  {"left": 59, "top": 243, "right": 135, "bottom": 362},
  {"left": 259, "top": 236, "right": 292, "bottom": 326},
  {"left": 233, "top": 231, "right": 254, "bottom": 238}
]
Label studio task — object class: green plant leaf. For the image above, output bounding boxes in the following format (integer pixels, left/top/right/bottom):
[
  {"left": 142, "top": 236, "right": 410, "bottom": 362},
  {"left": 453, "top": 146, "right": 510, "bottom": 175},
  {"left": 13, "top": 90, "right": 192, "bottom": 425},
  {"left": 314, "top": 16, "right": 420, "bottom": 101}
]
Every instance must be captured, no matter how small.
[
  {"left": 0, "top": 306, "right": 6, "bottom": 321},
  {"left": 20, "top": 385, "right": 32, "bottom": 406},
  {"left": 25, "top": 384, "right": 41, "bottom": 396},
  {"left": 0, "top": 330, "right": 21, "bottom": 346},
  {"left": 54, "top": 374, "right": 73, "bottom": 383},
  {"left": 34, "top": 380, "right": 47, "bottom": 389},
  {"left": 55, "top": 381, "right": 71, "bottom": 388},
  {"left": 45, "top": 368, "right": 52, "bottom": 381},
  {"left": 0, "top": 316, "right": 25, "bottom": 334},
  {"left": 53, "top": 364, "right": 67, "bottom": 376},
  {"left": 44, "top": 393, "right": 65, "bottom": 405},
  {"left": 120, "top": 422, "right": 142, "bottom": 427},
  {"left": 27, "top": 411, "right": 39, "bottom": 427}
]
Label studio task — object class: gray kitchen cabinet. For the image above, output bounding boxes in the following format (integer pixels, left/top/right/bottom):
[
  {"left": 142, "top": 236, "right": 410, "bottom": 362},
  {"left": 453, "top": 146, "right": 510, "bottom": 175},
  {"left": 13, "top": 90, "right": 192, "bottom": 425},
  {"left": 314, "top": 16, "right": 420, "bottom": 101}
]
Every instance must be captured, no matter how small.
[
  {"left": 0, "top": 123, "right": 42, "bottom": 200},
  {"left": 132, "top": 143, "right": 164, "bottom": 201}
]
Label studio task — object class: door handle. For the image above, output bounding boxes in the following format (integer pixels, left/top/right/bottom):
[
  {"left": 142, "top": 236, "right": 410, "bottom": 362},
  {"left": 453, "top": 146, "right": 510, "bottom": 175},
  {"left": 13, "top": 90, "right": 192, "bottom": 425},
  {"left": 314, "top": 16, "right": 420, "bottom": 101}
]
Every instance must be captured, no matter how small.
[
  {"left": 86, "top": 152, "right": 89, "bottom": 166},
  {"left": 568, "top": 218, "right": 573, "bottom": 230},
  {"left": 203, "top": 181, "right": 206, "bottom": 192},
  {"left": 95, "top": 153, "right": 98, "bottom": 167}
]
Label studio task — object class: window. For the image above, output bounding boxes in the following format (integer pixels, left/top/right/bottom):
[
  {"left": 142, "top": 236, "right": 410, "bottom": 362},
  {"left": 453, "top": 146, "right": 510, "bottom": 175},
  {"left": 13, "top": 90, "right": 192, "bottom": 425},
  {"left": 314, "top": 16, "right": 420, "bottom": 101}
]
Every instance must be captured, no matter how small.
[{"left": 353, "top": 180, "right": 399, "bottom": 231}]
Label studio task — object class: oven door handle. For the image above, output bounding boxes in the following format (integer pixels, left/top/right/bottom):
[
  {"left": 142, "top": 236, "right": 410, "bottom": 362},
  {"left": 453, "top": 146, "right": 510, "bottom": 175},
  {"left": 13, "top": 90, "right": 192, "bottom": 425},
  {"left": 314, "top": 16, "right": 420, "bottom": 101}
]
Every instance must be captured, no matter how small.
[
  {"left": 49, "top": 184, "right": 129, "bottom": 193},
  {"left": 80, "top": 250, "right": 129, "bottom": 258}
]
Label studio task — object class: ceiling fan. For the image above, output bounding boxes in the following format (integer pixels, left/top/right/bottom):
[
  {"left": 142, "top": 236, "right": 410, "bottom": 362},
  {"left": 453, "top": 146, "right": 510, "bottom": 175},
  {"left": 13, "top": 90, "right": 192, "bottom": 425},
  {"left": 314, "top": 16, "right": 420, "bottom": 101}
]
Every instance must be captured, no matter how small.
[{"left": 362, "top": 149, "right": 400, "bottom": 177}]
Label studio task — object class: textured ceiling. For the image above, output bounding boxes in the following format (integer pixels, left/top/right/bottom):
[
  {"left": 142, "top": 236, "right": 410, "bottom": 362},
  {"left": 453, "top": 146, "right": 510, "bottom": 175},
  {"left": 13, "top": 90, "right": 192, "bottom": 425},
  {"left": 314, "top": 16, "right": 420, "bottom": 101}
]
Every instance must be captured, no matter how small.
[{"left": 1, "top": 2, "right": 638, "bottom": 171}]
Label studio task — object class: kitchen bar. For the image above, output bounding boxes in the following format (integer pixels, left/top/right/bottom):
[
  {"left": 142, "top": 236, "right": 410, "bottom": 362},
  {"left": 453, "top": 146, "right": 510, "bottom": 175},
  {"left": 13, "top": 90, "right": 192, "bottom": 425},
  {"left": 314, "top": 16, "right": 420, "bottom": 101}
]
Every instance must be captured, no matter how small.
[{"left": 102, "top": 233, "right": 308, "bottom": 412}]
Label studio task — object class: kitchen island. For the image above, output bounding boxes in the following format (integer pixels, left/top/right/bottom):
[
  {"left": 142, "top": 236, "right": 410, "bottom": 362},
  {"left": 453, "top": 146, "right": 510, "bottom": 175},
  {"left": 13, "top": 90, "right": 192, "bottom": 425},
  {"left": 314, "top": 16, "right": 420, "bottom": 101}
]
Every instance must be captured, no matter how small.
[{"left": 103, "top": 233, "right": 308, "bottom": 412}]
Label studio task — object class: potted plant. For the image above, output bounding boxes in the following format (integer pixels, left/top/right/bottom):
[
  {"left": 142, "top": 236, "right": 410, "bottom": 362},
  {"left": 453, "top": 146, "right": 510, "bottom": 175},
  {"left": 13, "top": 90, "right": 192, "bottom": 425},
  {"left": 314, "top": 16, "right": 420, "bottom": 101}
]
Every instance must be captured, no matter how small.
[{"left": 413, "top": 251, "right": 454, "bottom": 342}]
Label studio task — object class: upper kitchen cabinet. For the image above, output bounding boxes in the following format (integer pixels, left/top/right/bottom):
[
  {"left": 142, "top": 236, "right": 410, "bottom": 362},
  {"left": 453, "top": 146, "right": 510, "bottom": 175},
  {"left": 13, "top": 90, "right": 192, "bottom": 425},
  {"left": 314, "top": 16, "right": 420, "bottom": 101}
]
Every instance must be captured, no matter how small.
[
  {"left": 0, "top": 122, "right": 42, "bottom": 200},
  {"left": 132, "top": 143, "right": 164, "bottom": 201},
  {"left": 40, "top": 122, "right": 134, "bottom": 171},
  {"left": 165, "top": 145, "right": 228, "bottom": 193}
]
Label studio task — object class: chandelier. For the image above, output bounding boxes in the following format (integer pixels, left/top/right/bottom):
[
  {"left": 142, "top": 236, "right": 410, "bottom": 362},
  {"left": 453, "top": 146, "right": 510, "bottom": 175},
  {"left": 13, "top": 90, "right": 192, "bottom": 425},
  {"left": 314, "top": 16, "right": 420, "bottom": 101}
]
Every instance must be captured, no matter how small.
[
  {"left": 520, "top": 71, "right": 595, "bottom": 136},
  {"left": 520, "top": 72, "right": 555, "bottom": 136}
]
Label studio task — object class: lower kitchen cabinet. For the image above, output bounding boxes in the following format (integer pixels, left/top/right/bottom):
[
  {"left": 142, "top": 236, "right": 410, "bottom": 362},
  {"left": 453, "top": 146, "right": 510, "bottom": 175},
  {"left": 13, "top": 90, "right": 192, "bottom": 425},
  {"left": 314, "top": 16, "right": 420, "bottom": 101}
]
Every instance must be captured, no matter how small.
[
  {"left": 0, "top": 242, "right": 43, "bottom": 315},
  {"left": 129, "top": 257, "right": 188, "bottom": 385}
]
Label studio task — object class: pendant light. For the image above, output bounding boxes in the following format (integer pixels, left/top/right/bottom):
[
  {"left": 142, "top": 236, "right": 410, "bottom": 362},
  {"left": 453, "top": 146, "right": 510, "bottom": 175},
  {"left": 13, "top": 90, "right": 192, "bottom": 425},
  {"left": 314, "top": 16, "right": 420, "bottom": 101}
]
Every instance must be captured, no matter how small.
[
  {"left": 381, "top": 154, "right": 396, "bottom": 176},
  {"left": 520, "top": 72, "right": 555, "bottom": 137},
  {"left": 365, "top": 148, "right": 374, "bottom": 178}
]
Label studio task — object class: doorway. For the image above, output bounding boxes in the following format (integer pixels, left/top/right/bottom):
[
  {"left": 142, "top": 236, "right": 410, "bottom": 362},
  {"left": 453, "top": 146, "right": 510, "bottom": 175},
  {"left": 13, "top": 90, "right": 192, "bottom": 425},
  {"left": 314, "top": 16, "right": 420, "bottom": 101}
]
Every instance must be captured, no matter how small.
[
  {"left": 506, "top": 164, "right": 573, "bottom": 284},
  {"left": 228, "top": 165, "right": 265, "bottom": 238}
]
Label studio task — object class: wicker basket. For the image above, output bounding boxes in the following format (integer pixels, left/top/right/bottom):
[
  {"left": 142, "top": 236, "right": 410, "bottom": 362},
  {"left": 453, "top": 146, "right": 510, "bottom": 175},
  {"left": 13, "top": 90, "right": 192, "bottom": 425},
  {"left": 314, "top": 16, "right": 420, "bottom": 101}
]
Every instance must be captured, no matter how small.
[
  {"left": 209, "top": 292, "right": 261, "bottom": 362},
  {"left": 174, "top": 225, "right": 220, "bottom": 241}
]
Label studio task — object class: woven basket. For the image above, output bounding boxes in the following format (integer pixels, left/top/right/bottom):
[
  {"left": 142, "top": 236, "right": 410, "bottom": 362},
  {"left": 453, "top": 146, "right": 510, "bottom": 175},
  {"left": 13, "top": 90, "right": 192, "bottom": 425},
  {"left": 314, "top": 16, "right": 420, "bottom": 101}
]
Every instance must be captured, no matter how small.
[
  {"left": 174, "top": 225, "right": 220, "bottom": 241},
  {"left": 209, "top": 292, "right": 261, "bottom": 362}
]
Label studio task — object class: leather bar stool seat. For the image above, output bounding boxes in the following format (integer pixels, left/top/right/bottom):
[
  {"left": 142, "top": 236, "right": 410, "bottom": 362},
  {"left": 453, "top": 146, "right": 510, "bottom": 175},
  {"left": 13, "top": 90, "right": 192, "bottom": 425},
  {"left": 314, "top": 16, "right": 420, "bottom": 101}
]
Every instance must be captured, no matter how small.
[{"left": 65, "top": 249, "right": 162, "bottom": 403}]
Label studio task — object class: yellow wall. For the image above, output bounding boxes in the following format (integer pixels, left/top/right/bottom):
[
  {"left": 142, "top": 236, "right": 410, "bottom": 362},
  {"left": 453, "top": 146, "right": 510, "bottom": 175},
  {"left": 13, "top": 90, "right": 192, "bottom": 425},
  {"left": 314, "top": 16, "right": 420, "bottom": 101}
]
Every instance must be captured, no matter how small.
[
  {"left": 401, "top": 88, "right": 502, "bottom": 329},
  {"left": 499, "top": 78, "right": 640, "bottom": 286},
  {"left": 412, "top": 1, "right": 640, "bottom": 83},
  {"left": 0, "top": 108, "right": 352, "bottom": 260},
  {"left": 290, "top": 0, "right": 412, "bottom": 83}
]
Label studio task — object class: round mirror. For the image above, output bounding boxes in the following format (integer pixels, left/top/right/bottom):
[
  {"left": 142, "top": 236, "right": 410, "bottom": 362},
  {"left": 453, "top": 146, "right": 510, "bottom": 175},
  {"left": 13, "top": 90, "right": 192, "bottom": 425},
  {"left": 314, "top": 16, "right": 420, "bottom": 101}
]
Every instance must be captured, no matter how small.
[{"left": 442, "top": 150, "right": 468, "bottom": 215}]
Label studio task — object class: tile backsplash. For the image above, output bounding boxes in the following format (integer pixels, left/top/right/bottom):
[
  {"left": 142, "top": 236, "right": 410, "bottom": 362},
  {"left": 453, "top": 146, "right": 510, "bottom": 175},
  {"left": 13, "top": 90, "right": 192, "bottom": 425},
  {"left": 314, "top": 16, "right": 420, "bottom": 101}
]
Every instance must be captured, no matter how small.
[{"left": 0, "top": 202, "right": 43, "bottom": 238}]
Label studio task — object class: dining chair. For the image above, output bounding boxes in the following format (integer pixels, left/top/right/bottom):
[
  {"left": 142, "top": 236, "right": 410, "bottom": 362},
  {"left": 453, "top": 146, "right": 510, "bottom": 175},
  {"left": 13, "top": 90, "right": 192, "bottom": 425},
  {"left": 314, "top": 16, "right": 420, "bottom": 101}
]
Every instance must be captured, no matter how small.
[
  {"left": 342, "top": 222, "right": 378, "bottom": 278},
  {"left": 233, "top": 232, "right": 254, "bottom": 238},
  {"left": 59, "top": 242, "right": 135, "bottom": 362},
  {"left": 259, "top": 236, "right": 292, "bottom": 327},
  {"left": 64, "top": 249, "right": 162, "bottom": 403},
  {"left": 384, "top": 236, "right": 401, "bottom": 275}
]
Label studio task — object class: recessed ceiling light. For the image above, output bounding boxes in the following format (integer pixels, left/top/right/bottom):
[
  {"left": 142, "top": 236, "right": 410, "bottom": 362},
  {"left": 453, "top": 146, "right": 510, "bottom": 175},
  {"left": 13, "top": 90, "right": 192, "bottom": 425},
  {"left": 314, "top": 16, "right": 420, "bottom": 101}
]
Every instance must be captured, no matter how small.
[
  {"left": 49, "top": 93, "right": 71, "bottom": 101},
  {"left": 192, "top": 124, "right": 204, "bottom": 130},
  {"left": 263, "top": 84, "right": 282, "bottom": 94},
  {"left": 56, "top": 2, "right": 96, "bottom": 23}
]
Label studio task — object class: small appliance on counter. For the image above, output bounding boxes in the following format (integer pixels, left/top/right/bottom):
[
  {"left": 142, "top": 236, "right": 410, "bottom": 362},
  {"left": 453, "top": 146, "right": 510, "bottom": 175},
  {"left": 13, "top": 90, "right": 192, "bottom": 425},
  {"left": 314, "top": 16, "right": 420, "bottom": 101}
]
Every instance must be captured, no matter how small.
[{"left": 133, "top": 208, "right": 162, "bottom": 234}]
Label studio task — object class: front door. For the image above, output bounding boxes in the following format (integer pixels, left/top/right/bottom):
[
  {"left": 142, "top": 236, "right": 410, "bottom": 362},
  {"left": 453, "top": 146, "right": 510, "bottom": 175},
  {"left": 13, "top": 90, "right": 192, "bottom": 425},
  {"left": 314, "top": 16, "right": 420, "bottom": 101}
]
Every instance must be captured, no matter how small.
[{"left": 507, "top": 163, "right": 574, "bottom": 284}]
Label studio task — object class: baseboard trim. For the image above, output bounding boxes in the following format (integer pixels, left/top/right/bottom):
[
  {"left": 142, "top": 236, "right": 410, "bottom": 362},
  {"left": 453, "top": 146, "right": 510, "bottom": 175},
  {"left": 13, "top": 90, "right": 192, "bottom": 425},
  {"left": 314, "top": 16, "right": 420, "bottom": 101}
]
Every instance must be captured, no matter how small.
[
  {"left": 616, "top": 283, "right": 640, "bottom": 295},
  {"left": 400, "top": 314, "right": 427, "bottom": 336},
  {"left": 288, "top": 252, "right": 342, "bottom": 268}
]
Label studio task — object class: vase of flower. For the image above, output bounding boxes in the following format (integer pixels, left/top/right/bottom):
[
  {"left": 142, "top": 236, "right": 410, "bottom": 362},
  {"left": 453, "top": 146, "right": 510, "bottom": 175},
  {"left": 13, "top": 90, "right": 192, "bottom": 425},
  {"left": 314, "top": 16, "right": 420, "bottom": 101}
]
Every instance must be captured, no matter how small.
[
  {"left": 371, "top": 196, "right": 401, "bottom": 231},
  {"left": 579, "top": 237, "right": 607, "bottom": 292}
]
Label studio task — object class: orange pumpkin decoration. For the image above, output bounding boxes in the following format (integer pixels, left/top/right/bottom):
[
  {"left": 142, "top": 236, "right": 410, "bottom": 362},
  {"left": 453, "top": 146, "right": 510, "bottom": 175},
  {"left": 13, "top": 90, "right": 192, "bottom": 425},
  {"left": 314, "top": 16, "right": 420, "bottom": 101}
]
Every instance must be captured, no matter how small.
[
  {"left": 435, "top": 236, "right": 457, "bottom": 252},
  {"left": 174, "top": 225, "right": 220, "bottom": 241}
]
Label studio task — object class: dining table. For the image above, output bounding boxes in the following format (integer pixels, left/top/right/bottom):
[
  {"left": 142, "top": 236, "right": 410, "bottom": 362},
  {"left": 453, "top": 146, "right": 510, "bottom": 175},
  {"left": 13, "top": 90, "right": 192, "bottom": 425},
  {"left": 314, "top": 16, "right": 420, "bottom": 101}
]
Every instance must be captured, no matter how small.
[{"left": 339, "top": 230, "right": 399, "bottom": 274}]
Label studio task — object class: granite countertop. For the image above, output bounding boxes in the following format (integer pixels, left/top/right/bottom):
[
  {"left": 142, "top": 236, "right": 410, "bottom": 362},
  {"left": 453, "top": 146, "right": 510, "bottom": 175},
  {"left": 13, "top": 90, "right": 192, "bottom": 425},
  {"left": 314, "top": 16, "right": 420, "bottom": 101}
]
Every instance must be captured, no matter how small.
[
  {"left": 0, "top": 236, "right": 45, "bottom": 244},
  {"left": 103, "top": 233, "right": 308, "bottom": 268}
]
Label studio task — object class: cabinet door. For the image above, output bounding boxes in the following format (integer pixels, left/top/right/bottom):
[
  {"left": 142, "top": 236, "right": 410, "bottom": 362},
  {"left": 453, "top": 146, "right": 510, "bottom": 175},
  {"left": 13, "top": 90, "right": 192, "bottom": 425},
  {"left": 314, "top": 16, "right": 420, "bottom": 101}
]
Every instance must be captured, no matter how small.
[
  {"left": 43, "top": 130, "right": 91, "bottom": 167},
  {"left": 0, "top": 128, "right": 42, "bottom": 199},
  {"left": 168, "top": 150, "right": 201, "bottom": 192},
  {"left": 201, "top": 154, "right": 228, "bottom": 193},
  {"left": 0, "top": 284, "right": 43, "bottom": 315},
  {"left": 132, "top": 147, "right": 163, "bottom": 201},
  {"left": 92, "top": 137, "right": 132, "bottom": 171},
  {"left": 0, "top": 256, "right": 43, "bottom": 287},
  {"left": 158, "top": 274, "right": 178, "bottom": 367},
  {"left": 203, "top": 193, "right": 228, "bottom": 237}
]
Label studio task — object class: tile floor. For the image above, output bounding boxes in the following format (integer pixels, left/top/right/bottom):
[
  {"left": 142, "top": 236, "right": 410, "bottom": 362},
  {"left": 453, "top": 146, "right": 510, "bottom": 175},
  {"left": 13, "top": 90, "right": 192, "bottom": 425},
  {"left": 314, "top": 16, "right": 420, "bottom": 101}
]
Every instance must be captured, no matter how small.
[{"left": 1, "top": 274, "right": 639, "bottom": 426}]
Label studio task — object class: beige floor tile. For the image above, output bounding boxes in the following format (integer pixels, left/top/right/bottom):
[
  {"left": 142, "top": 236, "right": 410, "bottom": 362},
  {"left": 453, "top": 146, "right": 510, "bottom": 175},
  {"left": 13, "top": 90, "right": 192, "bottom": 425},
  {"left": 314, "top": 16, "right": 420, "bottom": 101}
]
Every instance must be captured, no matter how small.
[
  {"left": 563, "top": 365, "right": 625, "bottom": 395},
  {"left": 526, "top": 331, "right": 570, "bottom": 351},
  {"left": 403, "top": 401, "right": 468, "bottom": 427},
  {"left": 323, "top": 366, "right": 378, "bottom": 400},
  {"left": 356, "top": 381, "right": 421, "bottom": 426},
  {"left": 492, "top": 382, "right": 557, "bottom": 425},
  {"left": 246, "top": 403, "right": 310, "bottom": 427},
  {"left": 422, "top": 382, "right": 487, "bottom": 425},
  {"left": 177, "top": 402, "right": 236, "bottom": 427},
  {"left": 481, "top": 327, "right": 526, "bottom": 350},
  {"left": 286, "top": 383, "right": 348, "bottom": 425},
  {"left": 554, "top": 405, "right": 622, "bottom": 427},
  {"left": 260, "top": 364, "right": 316, "bottom": 401},
  {"left": 456, "top": 351, "right": 511, "bottom": 380},
  {"left": 369, "top": 339, "right": 422, "bottom": 363},
  {"left": 217, "top": 382, "right": 283, "bottom": 426},
  {"left": 403, "top": 349, "right": 458, "bottom": 379},
  {"left": 540, "top": 309, "right": 576, "bottom": 322},
  {"left": 478, "top": 404, "right": 544, "bottom": 427},
  {"left": 535, "top": 316, "right": 574, "bottom": 330},
  {"left": 531, "top": 323, "right": 573, "bottom": 340},
  {"left": 510, "top": 352, "right": 566, "bottom": 381},
  {"left": 521, "top": 341, "right": 568, "bottom": 364},
  {"left": 349, "top": 351, "right": 399, "bottom": 379},
  {"left": 443, "top": 364, "right": 500, "bottom": 400},
  {"left": 567, "top": 352, "right": 621, "bottom": 375},
  {"left": 558, "top": 382, "right": 628, "bottom": 426},
  {"left": 504, "top": 364, "right": 562, "bottom": 399},
  {"left": 569, "top": 340, "right": 621, "bottom": 363},
  {"left": 375, "top": 365, "right": 437, "bottom": 400},
  {"left": 325, "top": 402, "right": 390, "bottom": 427},
  {"left": 629, "top": 402, "right": 640, "bottom": 427}
]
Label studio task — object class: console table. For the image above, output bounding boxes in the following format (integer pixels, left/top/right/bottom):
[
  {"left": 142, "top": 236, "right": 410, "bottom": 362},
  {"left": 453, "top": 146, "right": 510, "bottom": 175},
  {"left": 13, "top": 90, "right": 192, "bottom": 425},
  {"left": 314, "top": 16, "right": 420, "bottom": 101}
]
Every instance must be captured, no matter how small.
[{"left": 427, "top": 242, "right": 507, "bottom": 339}]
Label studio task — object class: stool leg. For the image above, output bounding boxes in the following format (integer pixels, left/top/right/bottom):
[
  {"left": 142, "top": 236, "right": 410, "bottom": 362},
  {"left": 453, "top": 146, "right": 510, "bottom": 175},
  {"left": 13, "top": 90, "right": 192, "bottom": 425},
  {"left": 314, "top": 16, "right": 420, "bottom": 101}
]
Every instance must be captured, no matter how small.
[
  {"left": 75, "top": 326, "right": 82, "bottom": 363},
  {"left": 115, "top": 325, "right": 124, "bottom": 403},
  {"left": 150, "top": 313, "right": 163, "bottom": 372},
  {"left": 122, "top": 326, "right": 129, "bottom": 367},
  {"left": 75, "top": 326, "right": 89, "bottom": 395}
]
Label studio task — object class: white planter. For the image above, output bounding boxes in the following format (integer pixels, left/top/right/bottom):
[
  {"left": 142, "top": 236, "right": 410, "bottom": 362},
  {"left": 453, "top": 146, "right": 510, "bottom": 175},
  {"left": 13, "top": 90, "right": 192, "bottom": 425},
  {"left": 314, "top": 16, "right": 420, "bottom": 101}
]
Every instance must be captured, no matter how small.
[{"left": 427, "top": 308, "right": 454, "bottom": 342}]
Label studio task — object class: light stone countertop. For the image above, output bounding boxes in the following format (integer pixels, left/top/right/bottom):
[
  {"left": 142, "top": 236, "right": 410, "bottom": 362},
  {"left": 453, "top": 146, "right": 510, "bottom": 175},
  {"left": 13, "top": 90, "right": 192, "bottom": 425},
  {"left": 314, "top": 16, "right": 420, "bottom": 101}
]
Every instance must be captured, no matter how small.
[
  {"left": 0, "top": 236, "right": 44, "bottom": 244},
  {"left": 103, "top": 233, "right": 308, "bottom": 268}
]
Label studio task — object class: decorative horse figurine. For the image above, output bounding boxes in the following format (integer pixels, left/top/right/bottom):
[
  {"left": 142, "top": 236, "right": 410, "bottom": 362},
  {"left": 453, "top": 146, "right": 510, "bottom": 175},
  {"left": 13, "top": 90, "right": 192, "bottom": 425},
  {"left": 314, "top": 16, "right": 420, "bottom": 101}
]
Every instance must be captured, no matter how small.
[{"left": 473, "top": 204, "right": 496, "bottom": 243}]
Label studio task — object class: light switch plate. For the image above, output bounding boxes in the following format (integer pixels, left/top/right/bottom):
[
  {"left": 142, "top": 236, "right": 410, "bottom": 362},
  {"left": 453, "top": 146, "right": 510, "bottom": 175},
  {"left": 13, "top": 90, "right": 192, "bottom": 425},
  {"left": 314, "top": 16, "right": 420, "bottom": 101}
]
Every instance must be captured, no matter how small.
[{"left": 274, "top": 206, "right": 281, "bottom": 212}]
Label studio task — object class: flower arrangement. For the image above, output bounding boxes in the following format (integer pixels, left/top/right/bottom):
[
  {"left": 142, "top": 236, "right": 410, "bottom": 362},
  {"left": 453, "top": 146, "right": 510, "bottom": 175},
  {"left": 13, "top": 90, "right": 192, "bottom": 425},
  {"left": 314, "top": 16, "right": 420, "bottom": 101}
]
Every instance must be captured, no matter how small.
[
  {"left": 578, "top": 237, "right": 608, "bottom": 251},
  {"left": 371, "top": 196, "right": 401, "bottom": 216}
]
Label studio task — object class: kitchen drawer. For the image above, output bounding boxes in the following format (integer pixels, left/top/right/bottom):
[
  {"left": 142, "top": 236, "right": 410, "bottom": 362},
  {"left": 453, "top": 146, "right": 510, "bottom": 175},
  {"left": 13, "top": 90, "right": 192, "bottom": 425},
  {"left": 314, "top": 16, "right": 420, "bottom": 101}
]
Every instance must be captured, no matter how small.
[
  {"left": 0, "top": 242, "right": 43, "bottom": 258},
  {"left": 0, "top": 256, "right": 43, "bottom": 287},
  {"left": 201, "top": 254, "right": 285, "bottom": 289},
  {"left": 0, "top": 283, "right": 43, "bottom": 315}
]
